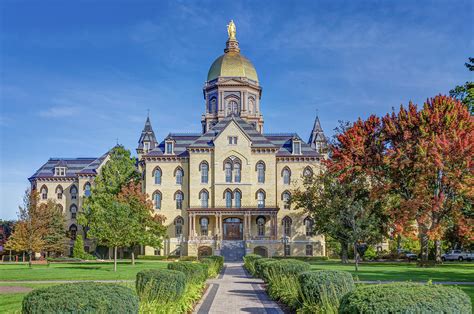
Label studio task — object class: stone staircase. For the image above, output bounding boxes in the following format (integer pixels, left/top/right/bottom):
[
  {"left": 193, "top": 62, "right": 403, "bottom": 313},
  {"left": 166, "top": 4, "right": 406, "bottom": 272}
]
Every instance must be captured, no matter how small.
[{"left": 221, "top": 240, "right": 245, "bottom": 262}]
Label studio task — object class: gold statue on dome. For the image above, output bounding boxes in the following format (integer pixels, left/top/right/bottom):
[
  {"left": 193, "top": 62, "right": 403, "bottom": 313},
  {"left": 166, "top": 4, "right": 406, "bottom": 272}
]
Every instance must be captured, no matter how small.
[{"left": 227, "top": 20, "right": 236, "bottom": 40}]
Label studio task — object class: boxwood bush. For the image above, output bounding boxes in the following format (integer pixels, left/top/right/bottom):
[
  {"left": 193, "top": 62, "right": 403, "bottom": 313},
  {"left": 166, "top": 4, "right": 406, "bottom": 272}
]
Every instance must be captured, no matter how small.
[
  {"left": 167, "top": 261, "right": 208, "bottom": 284},
  {"left": 262, "top": 259, "right": 310, "bottom": 282},
  {"left": 243, "top": 254, "right": 262, "bottom": 275},
  {"left": 22, "top": 282, "right": 138, "bottom": 314},
  {"left": 253, "top": 258, "right": 274, "bottom": 279},
  {"left": 339, "top": 282, "right": 472, "bottom": 314},
  {"left": 136, "top": 269, "right": 187, "bottom": 302},
  {"left": 298, "top": 270, "right": 355, "bottom": 310}
]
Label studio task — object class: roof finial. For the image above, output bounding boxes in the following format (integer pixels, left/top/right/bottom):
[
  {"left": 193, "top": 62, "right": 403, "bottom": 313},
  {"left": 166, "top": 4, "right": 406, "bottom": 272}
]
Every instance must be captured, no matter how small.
[
  {"left": 316, "top": 108, "right": 319, "bottom": 116},
  {"left": 147, "top": 108, "right": 150, "bottom": 118},
  {"left": 227, "top": 20, "right": 236, "bottom": 40},
  {"left": 224, "top": 20, "right": 240, "bottom": 53}
]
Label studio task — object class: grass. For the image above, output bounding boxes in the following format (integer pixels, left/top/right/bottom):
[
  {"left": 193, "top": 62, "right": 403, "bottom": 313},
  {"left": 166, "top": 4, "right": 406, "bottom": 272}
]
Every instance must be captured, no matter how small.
[{"left": 0, "top": 260, "right": 169, "bottom": 281}]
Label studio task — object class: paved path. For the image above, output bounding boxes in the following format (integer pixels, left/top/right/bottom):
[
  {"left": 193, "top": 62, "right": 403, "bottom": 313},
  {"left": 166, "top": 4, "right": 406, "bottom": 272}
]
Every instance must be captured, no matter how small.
[{"left": 193, "top": 262, "right": 283, "bottom": 314}]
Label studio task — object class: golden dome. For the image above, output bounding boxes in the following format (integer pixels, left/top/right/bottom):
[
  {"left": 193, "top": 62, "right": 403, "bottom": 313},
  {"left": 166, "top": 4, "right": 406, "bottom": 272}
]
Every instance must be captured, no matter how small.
[{"left": 207, "top": 51, "right": 259, "bottom": 83}]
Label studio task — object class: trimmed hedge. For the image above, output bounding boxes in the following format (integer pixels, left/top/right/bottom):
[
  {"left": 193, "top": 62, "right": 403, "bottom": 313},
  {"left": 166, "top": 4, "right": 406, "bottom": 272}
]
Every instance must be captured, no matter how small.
[
  {"left": 272, "top": 256, "right": 329, "bottom": 262},
  {"left": 22, "top": 282, "right": 138, "bottom": 314},
  {"left": 298, "top": 270, "right": 355, "bottom": 307},
  {"left": 262, "top": 259, "right": 310, "bottom": 282},
  {"left": 243, "top": 254, "right": 263, "bottom": 275},
  {"left": 254, "top": 258, "right": 274, "bottom": 279},
  {"left": 136, "top": 269, "right": 187, "bottom": 302},
  {"left": 167, "top": 262, "right": 208, "bottom": 284},
  {"left": 339, "top": 282, "right": 472, "bottom": 313},
  {"left": 137, "top": 255, "right": 168, "bottom": 260},
  {"left": 179, "top": 256, "right": 198, "bottom": 261}
]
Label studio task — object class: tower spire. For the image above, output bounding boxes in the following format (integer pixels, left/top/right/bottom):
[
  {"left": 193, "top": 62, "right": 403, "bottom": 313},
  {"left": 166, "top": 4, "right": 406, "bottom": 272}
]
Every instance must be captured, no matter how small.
[
  {"left": 137, "top": 115, "right": 158, "bottom": 156},
  {"left": 308, "top": 114, "right": 327, "bottom": 153}
]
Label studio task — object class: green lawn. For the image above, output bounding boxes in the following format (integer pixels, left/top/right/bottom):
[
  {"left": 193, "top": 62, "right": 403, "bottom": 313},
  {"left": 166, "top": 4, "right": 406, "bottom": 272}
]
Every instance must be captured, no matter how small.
[{"left": 0, "top": 260, "right": 169, "bottom": 281}]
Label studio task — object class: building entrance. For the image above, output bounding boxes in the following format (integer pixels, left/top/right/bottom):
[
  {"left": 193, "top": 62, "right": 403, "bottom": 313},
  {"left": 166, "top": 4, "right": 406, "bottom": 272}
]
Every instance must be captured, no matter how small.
[{"left": 223, "top": 217, "right": 243, "bottom": 240}]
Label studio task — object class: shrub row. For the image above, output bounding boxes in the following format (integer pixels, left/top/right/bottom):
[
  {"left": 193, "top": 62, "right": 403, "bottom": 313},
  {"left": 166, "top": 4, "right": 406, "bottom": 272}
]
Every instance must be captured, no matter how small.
[
  {"left": 339, "top": 282, "right": 472, "bottom": 313},
  {"left": 167, "top": 261, "right": 208, "bottom": 284},
  {"left": 22, "top": 282, "right": 138, "bottom": 313},
  {"left": 271, "top": 256, "right": 329, "bottom": 262},
  {"left": 137, "top": 255, "right": 168, "bottom": 260},
  {"left": 243, "top": 253, "right": 262, "bottom": 275}
]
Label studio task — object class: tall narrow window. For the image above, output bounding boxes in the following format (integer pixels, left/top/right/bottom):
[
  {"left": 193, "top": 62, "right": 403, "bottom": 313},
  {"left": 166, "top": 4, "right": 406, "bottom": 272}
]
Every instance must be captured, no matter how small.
[
  {"left": 200, "top": 217, "right": 209, "bottom": 236},
  {"left": 257, "top": 190, "right": 265, "bottom": 208},
  {"left": 257, "top": 216, "right": 266, "bottom": 236},
  {"left": 166, "top": 141, "right": 174, "bottom": 154},
  {"left": 225, "top": 190, "right": 232, "bottom": 208},
  {"left": 225, "top": 162, "right": 232, "bottom": 183},
  {"left": 200, "top": 190, "right": 209, "bottom": 208},
  {"left": 153, "top": 191, "right": 162, "bottom": 210},
  {"left": 70, "top": 204, "right": 77, "bottom": 219},
  {"left": 234, "top": 163, "right": 241, "bottom": 183},
  {"left": 175, "top": 191, "right": 183, "bottom": 209},
  {"left": 84, "top": 182, "right": 91, "bottom": 197},
  {"left": 282, "top": 191, "right": 291, "bottom": 209},
  {"left": 292, "top": 140, "right": 301, "bottom": 155},
  {"left": 70, "top": 185, "right": 78, "bottom": 200},
  {"left": 56, "top": 186, "right": 63, "bottom": 200},
  {"left": 257, "top": 162, "right": 265, "bottom": 183},
  {"left": 200, "top": 162, "right": 208, "bottom": 184},
  {"left": 154, "top": 168, "right": 162, "bottom": 185},
  {"left": 175, "top": 168, "right": 183, "bottom": 185},
  {"left": 175, "top": 216, "right": 184, "bottom": 237},
  {"left": 282, "top": 168, "right": 291, "bottom": 185},
  {"left": 234, "top": 190, "right": 242, "bottom": 208},
  {"left": 282, "top": 216, "right": 292, "bottom": 237},
  {"left": 304, "top": 217, "right": 314, "bottom": 236},
  {"left": 41, "top": 186, "right": 48, "bottom": 200}
]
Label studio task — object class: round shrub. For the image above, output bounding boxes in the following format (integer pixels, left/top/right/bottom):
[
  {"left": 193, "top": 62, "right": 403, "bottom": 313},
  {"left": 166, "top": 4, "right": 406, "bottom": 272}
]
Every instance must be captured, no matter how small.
[
  {"left": 298, "top": 270, "right": 355, "bottom": 306},
  {"left": 254, "top": 258, "right": 274, "bottom": 279},
  {"left": 167, "top": 261, "right": 208, "bottom": 284},
  {"left": 243, "top": 254, "right": 262, "bottom": 275},
  {"left": 22, "top": 282, "right": 138, "bottom": 314},
  {"left": 136, "top": 269, "right": 186, "bottom": 302},
  {"left": 339, "top": 282, "right": 472, "bottom": 313},
  {"left": 263, "top": 259, "right": 310, "bottom": 282}
]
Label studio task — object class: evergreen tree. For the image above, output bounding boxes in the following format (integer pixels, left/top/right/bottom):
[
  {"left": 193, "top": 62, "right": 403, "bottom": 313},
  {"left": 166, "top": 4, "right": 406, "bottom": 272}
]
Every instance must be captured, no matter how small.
[{"left": 72, "top": 234, "right": 86, "bottom": 259}]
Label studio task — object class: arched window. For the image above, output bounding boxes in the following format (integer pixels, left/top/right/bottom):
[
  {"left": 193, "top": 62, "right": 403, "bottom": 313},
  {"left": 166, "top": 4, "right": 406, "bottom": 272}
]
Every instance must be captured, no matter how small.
[
  {"left": 225, "top": 190, "right": 232, "bottom": 208},
  {"left": 70, "top": 185, "right": 78, "bottom": 200},
  {"left": 282, "top": 167, "right": 291, "bottom": 185},
  {"left": 234, "top": 162, "right": 241, "bottom": 183},
  {"left": 225, "top": 162, "right": 232, "bottom": 183},
  {"left": 153, "top": 167, "right": 162, "bottom": 185},
  {"left": 256, "top": 161, "right": 265, "bottom": 183},
  {"left": 84, "top": 182, "right": 91, "bottom": 197},
  {"left": 200, "top": 190, "right": 209, "bottom": 208},
  {"left": 175, "top": 167, "right": 184, "bottom": 185},
  {"left": 282, "top": 216, "right": 292, "bottom": 237},
  {"left": 282, "top": 191, "right": 291, "bottom": 209},
  {"left": 256, "top": 190, "right": 265, "bottom": 208},
  {"left": 70, "top": 204, "right": 77, "bottom": 219},
  {"left": 248, "top": 97, "right": 255, "bottom": 115},
  {"left": 234, "top": 190, "right": 242, "bottom": 208},
  {"left": 40, "top": 186, "right": 48, "bottom": 200},
  {"left": 304, "top": 217, "right": 314, "bottom": 236},
  {"left": 257, "top": 216, "right": 266, "bottom": 236},
  {"left": 69, "top": 224, "right": 77, "bottom": 240},
  {"left": 303, "top": 166, "right": 313, "bottom": 178},
  {"left": 226, "top": 99, "right": 239, "bottom": 116},
  {"left": 174, "top": 216, "right": 184, "bottom": 237},
  {"left": 175, "top": 191, "right": 183, "bottom": 209},
  {"left": 200, "top": 217, "right": 209, "bottom": 236},
  {"left": 200, "top": 162, "right": 209, "bottom": 184},
  {"left": 55, "top": 185, "right": 63, "bottom": 200},
  {"left": 153, "top": 191, "right": 162, "bottom": 210}
]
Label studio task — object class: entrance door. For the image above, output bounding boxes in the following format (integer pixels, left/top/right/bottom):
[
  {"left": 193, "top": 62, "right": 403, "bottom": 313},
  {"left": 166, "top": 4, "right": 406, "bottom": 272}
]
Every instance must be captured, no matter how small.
[{"left": 223, "top": 217, "right": 243, "bottom": 240}]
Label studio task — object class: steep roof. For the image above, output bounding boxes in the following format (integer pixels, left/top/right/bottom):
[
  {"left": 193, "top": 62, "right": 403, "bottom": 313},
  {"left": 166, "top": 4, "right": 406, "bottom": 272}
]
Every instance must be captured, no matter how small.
[
  {"left": 29, "top": 157, "right": 97, "bottom": 181},
  {"left": 265, "top": 134, "right": 320, "bottom": 157},
  {"left": 137, "top": 116, "right": 158, "bottom": 150}
]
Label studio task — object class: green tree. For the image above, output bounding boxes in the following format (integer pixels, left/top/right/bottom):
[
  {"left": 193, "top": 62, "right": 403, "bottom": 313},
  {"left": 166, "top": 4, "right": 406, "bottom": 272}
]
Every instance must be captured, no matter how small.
[
  {"left": 72, "top": 234, "right": 86, "bottom": 259},
  {"left": 43, "top": 200, "right": 67, "bottom": 256},
  {"left": 449, "top": 57, "right": 473, "bottom": 114}
]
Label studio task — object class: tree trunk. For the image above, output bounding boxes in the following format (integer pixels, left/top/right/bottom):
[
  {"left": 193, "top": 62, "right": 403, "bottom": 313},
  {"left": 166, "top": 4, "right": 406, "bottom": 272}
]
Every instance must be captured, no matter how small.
[
  {"left": 354, "top": 242, "right": 359, "bottom": 272},
  {"left": 419, "top": 232, "right": 429, "bottom": 263},
  {"left": 131, "top": 248, "right": 135, "bottom": 266},
  {"left": 435, "top": 239, "right": 442, "bottom": 264},
  {"left": 113, "top": 246, "right": 117, "bottom": 272},
  {"left": 22, "top": 252, "right": 25, "bottom": 262},
  {"left": 340, "top": 241, "right": 349, "bottom": 264},
  {"left": 28, "top": 251, "right": 32, "bottom": 268},
  {"left": 396, "top": 234, "right": 401, "bottom": 252}
]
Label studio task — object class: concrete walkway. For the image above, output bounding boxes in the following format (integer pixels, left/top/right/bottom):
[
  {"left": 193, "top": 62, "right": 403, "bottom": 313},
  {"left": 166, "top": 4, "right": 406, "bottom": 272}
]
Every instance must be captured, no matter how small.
[{"left": 193, "top": 262, "right": 283, "bottom": 314}]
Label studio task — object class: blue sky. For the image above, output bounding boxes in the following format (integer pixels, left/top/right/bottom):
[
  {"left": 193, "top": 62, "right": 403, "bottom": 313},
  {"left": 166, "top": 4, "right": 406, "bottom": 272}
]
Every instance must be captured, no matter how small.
[{"left": 0, "top": 0, "right": 472, "bottom": 219}]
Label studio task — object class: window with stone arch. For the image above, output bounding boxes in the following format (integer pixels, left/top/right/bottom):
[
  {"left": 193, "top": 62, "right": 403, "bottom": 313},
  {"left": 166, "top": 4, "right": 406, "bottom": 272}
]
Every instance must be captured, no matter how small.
[
  {"left": 84, "top": 182, "right": 91, "bottom": 197},
  {"left": 256, "top": 189, "right": 266, "bottom": 208},
  {"left": 174, "top": 216, "right": 184, "bottom": 237},
  {"left": 40, "top": 185, "right": 48, "bottom": 200},
  {"left": 209, "top": 97, "right": 217, "bottom": 113},
  {"left": 282, "top": 216, "right": 292, "bottom": 237},
  {"left": 174, "top": 167, "right": 184, "bottom": 185},
  {"left": 256, "top": 216, "right": 266, "bottom": 236},
  {"left": 200, "top": 161, "right": 209, "bottom": 184},
  {"left": 304, "top": 216, "right": 314, "bottom": 236},
  {"left": 282, "top": 167, "right": 291, "bottom": 185},
  {"left": 174, "top": 191, "right": 184, "bottom": 209},
  {"left": 234, "top": 162, "right": 241, "bottom": 183},
  {"left": 153, "top": 167, "right": 162, "bottom": 185},
  {"left": 70, "top": 185, "right": 78, "bottom": 200},
  {"left": 224, "top": 161, "right": 232, "bottom": 183},
  {"left": 200, "top": 217, "right": 209, "bottom": 236},
  {"left": 55, "top": 185, "right": 63, "bottom": 200},
  {"left": 256, "top": 161, "right": 265, "bottom": 183},
  {"left": 248, "top": 97, "right": 255, "bottom": 115},
  {"left": 225, "top": 99, "right": 240, "bottom": 116},
  {"left": 153, "top": 191, "right": 162, "bottom": 210},
  {"left": 70, "top": 204, "right": 78, "bottom": 219},
  {"left": 234, "top": 189, "right": 242, "bottom": 208},
  {"left": 200, "top": 189, "right": 209, "bottom": 208},
  {"left": 69, "top": 224, "right": 77, "bottom": 240},
  {"left": 282, "top": 191, "right": 291, "bottom": 209},
  {"left": 224, "top": 189, "right": 233, "bottom": 208},
  {"left": 303, "top": 166, "right": 313, "bottom": 178}
]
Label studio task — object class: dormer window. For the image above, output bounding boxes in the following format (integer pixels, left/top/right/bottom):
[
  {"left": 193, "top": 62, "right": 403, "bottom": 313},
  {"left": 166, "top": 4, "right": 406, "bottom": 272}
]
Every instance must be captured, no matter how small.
[
  {"left": 292, "top": 139, "right": 302, "bottom": 155},
  {"left": 144, "top": 142, "right": 150, "bottom": 152},
  {"left": 54, "top": 167, "right": 66, "bottom": 176},
  {"left": 165, "top": 141, "right": 174, "bottom": 154}
]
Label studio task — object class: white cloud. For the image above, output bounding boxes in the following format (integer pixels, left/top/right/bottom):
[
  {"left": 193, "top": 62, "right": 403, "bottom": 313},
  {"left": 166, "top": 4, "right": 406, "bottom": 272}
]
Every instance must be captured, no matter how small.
[{"left": 39, "top": 106, "right": 80, "bottom": 118}]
